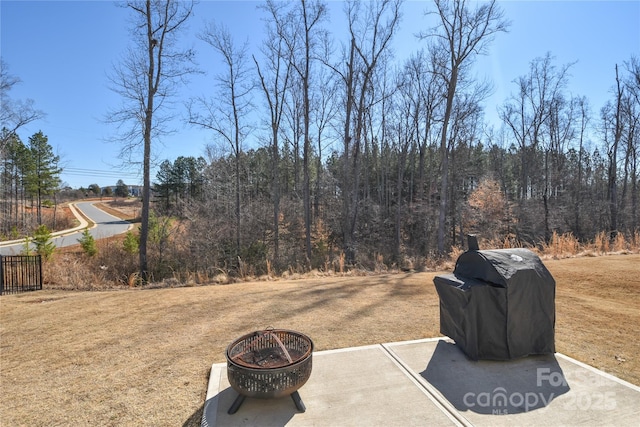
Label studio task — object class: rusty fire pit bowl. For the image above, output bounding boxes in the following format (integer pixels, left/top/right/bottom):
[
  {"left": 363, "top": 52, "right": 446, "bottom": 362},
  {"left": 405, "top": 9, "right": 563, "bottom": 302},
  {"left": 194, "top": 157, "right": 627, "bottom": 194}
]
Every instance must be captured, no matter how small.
[{"left": 225, "top": 329, "right": 313, "bottom": 414}]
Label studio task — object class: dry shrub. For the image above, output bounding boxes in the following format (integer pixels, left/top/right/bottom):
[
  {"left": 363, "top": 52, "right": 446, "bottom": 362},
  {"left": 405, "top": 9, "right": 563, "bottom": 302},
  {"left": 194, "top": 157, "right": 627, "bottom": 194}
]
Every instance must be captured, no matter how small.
[
  {"left": 48, "top": 207, "right": 77, "bottom": 231},
  {"left": 593, "top": 231, "right": 610, "bottom": 254},
  {"left": 401, "top": 256, "right": 420, "bottom": 272},
  {"left": 336, "top": 252, "right": 345, "bottom": 274},
  {"left": 449, "top": 231, "right": 639, "bottom": 264},
  {"left": 165, "top": 265, "right": 231, "bottom": 285},
  {"left": 463, "top": 177, "right": 512, "bottom": 242},
  {"left": 540, "top": 231, "right": 580, "bottom": 259},
  {"left": 127, "top": 272, "right": 139, "bottom": 288},
  {"left": 502, "top": 234, "right": 521, "bottom": 249},
  {"left": 42, "top": 235, "right": 139, "bottom": 290},
  {"left": 613, "top": 232, "right": 627, "bottom": 252},
  {"left": 213, "top": 272, "right": 230, "bottom": 284},
  {"left": 237, "top": 257, "right": 250, "bottom": 279},
  {"left": 44, "top": 253, "right": 95, "bottom": 290},
  {"left": 196, "top": 271, "right": 210, "bottom": 284},
  {"left": 474, "top": 234, "right": 524, "bottom": 251},
  {"left": 374, "top": 253, "right": 387, "bottom": 273},
  {"left": 266, "top": 259, "right": 273, "bottom": 278},
  {"left": 448, "top": 245, "right": 464, "bottom": 262},
  {"left": 4, "top": 205, "right": 78, "bottom": 241},
  {"left": 535, "top": 230, "right": 640, "bottom": 259}
]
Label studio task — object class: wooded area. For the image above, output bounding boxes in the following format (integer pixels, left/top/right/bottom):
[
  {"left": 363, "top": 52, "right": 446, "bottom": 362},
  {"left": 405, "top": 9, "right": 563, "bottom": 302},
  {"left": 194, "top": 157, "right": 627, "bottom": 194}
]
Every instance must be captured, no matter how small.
[
  {"left": 2, "top": 0, "right": 639, "bottom": 280},
  {"left": 151, "top": 0, "right": 640, "bottom": 276}
]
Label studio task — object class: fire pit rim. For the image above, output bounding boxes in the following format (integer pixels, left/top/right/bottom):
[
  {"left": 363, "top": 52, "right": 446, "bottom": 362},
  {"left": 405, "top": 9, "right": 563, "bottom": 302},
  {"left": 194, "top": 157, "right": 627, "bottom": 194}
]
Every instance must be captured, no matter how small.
[{"left": 225, "top": 328, "right": 314, "bottom": 371}]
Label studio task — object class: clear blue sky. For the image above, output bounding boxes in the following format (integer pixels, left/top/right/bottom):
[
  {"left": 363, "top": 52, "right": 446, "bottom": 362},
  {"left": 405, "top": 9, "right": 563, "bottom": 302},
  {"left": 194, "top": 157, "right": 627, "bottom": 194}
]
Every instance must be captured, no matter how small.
[{"left": 2, "top": 0, "right": 639, "bottom": 189}]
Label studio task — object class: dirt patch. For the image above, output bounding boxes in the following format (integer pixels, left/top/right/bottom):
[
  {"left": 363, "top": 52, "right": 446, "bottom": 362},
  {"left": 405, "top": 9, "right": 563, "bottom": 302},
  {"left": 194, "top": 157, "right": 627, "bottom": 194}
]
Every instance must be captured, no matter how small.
[{"left": 0, "top": 254, "right": 638, "bottom": 426}]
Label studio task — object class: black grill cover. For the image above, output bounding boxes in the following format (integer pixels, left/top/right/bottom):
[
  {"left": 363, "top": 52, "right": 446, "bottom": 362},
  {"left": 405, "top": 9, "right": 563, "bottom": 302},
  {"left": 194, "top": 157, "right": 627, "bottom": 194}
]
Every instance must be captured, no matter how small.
[{"left": 433, "top": 248, "right": 555, "bottom": 360}]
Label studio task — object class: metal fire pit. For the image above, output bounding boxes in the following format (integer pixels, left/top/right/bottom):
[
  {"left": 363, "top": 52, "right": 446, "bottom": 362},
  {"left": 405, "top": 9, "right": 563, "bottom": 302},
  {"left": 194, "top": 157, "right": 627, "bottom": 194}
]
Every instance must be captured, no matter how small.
[{"left": 225, "top": 329, "right": 313, "bottom": 414}]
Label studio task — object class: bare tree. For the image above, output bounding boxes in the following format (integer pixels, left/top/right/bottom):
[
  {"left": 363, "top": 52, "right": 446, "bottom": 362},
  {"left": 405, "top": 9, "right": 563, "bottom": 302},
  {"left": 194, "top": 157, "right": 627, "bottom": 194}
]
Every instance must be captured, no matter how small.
[
  {"left": 1, "top": 60, "right": 45, "bottom": 232},
  {"left": 311, "top": 56, "right": 339, "bottom": 221},
  {"left": 254, "top": 0, "right": 296, "bottom": 266},
  {"left": 106, "top": 0, "right": 195, "bottom": 283},
  {"left": 0, "top": 59, "right": 45, "bottom": 147},
  {"left": 188, "top": 22, "right": 254, "bottom": 261},
  {"left": 623, "top": 57, "right": 640, "bottom": 231},
  {"left": 543, "top": 92, "right": 576, "bottom": 241},
  {"left": 601, "top": 65, "right": 625, "bottom": 239},
  {"left": 412, "top": 49, "right": 445, "bottom": 205},
  {"left": 447, "top": 83, "right": 490, "bottom": 246},
  {"left": 499, "top": 54, "right": 574, "bottom": 202},
  {"left": 287, "top": 0, "right": 327, "bottom": 264},
  {"left": 497, "top": 53, "right": 575, "bottom": 243},
  {"left": 334, "top": 0, "right": 402, "bottom": 263},
  {"left": 422, "top": 0, "right": 509, "bottom": 254},
  {"left": 390, "top": 65, "right": 415, "bottom": 260},
  {"left": 573, "top": 96, "right": 590, "bottom": 237}
]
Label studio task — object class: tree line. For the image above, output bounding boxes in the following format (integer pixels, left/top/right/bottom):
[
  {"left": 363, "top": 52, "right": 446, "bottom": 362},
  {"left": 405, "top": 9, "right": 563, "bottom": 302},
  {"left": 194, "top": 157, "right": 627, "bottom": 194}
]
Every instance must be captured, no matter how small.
[
  {"left": 0, "top": 129, "right": 62, "bottom": 237},
  {"left": 2, "top": 1, "right": 638, "bottom": 283},
  {"left": 147, "top": 0, "right": 638, "bottom": 279}
]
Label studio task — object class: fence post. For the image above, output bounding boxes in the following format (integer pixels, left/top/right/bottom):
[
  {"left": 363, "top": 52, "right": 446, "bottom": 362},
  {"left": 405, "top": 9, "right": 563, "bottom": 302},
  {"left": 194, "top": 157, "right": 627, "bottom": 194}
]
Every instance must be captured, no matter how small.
[
  {"left": 0, "top": 255, "right": 4, "bottom": 295},
  {"left": 37, "top": 255, "right": 43, "bottom": 291}
]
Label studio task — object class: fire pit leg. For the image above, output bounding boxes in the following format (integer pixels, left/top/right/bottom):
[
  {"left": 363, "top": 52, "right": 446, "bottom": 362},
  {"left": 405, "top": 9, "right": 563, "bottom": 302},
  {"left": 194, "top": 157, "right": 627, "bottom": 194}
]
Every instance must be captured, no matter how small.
[
  {"left": 290, "top": 391, "right": 306, "bottom": 412},
  {"left": 227, "top": 394, "right": 246, "bottom": 414},
  {"left": 228, "top": 392, "right": 306, "bottom": 415}
]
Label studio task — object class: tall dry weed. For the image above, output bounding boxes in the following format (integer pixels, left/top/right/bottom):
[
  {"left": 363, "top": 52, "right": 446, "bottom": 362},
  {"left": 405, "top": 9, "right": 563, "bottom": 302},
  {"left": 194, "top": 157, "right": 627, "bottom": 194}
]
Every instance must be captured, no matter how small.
[
  {"left": 337, "top": 252, "right": 345, "bottom": 274},
  {"left": 594, "top": 231, "right": 610, "bottom": 254},
  {"left": 448, "top": 245, "right": 464, "bottom": 262},
  {"left": 374, "top": 253, "right": 387, "bottom": 273},
  {"left": 266, "top": 259, "right": 272, "bottom": 277},
  {"left": 501, "top": 234, "right": 520, "bottom": 249},
  {"left": 127, "top": 272, "right": 139, "bottom": 288},
  {"left": 613, "top": 233, "right": 627, "bottom": 252},
  {"left": 540, "top": 231, "right": 580, "bottom": 258}
]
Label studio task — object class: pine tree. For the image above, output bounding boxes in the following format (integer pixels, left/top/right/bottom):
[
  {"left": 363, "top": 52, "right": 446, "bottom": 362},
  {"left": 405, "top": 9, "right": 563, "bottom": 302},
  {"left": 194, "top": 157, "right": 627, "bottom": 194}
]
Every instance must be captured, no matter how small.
[
  {"left": 31, "top": 224, "right": 55, "bottom": 259},
  {"left": 25, "top": 131, "right": 61, "bottom": 224},
  {"left": 78, "top": 228, "right": 97, "bottom": 257}
]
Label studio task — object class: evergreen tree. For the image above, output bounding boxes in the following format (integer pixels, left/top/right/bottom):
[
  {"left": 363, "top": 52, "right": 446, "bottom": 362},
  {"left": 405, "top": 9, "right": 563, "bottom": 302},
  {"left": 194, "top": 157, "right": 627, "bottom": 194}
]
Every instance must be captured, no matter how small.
[
  {"left": 115, "top": 179, "right": 129, "bottom": 198},
  {"left": 78, "top": 228, "right": 97, "bottom": 257},
  {"left": 25, "top": 131, "right": 61, "bottom": 224},
  {"left": 1, "top": 131, "right": 29, "bottom": 234},
  {"left": 123, "top": 231, "right": 139, "bottom": 254},
  {"left": 31, "top": 224, "right": 55, "bottom": 259},
  {"left": 155, "top": 160, "right": 174, "bottom": 211}
]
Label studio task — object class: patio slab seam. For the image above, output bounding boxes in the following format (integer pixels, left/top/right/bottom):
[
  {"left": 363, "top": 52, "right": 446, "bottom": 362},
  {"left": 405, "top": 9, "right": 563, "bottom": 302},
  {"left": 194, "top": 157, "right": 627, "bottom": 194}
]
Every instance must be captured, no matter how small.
[
  {"left": 202, "top": 338, "right": 640, "bottom": 427},
  {"left": 381, "top": 341, "right": 472, "bottom": 427}
]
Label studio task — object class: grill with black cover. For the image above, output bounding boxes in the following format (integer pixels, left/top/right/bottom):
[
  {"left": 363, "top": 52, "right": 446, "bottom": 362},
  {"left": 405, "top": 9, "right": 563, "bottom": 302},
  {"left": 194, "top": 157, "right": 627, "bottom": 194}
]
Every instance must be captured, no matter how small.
[{"left": 433, "top": 240, "right": 556, "bottom": 360}]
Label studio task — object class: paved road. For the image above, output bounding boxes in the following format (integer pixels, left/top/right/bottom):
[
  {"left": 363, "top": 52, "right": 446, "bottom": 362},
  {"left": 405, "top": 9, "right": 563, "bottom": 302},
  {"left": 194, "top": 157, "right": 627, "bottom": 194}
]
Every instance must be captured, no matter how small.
[{"left": 0, "top": 202, "right": 132, "bottom": 256}]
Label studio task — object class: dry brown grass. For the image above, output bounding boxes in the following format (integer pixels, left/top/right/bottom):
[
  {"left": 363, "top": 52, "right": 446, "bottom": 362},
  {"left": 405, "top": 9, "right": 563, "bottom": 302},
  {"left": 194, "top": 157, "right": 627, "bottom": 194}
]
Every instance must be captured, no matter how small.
[
  {"left": 0, "top": 205, "right": 78, "bottom": 241},
  {"left": 1, "top": 254, "right": 638, "bottom": 426},
  {"left": 94, "top": 199, "right": 142, "bottom": 222}
]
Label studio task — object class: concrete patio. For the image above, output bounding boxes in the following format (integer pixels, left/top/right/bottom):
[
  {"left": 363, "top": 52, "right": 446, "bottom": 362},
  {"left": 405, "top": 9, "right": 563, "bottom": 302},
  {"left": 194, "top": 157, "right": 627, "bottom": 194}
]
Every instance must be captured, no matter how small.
[{"left": 202, "top": 337, "right": 640, "bottom": 426}]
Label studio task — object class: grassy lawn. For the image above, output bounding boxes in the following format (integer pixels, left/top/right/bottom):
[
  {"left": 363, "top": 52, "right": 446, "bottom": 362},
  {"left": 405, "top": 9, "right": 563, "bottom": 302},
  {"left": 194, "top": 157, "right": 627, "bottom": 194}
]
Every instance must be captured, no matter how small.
[{"left": 1, "top": 254, "right": 638, "bottom": 426}]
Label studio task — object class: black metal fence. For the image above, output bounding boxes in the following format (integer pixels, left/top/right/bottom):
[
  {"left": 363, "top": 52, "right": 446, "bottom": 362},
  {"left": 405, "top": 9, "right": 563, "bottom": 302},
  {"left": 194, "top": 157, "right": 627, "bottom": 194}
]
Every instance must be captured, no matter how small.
[{"left": 0, "top": 255, "right": 43, "bottom": 295}]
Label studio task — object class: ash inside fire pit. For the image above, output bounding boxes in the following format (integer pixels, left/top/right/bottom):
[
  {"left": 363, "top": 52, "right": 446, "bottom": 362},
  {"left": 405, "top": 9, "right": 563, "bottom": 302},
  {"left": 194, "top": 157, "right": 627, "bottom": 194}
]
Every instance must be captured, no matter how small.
[{"left": 232, "top": 347, "right": 307, "bottom": 369}]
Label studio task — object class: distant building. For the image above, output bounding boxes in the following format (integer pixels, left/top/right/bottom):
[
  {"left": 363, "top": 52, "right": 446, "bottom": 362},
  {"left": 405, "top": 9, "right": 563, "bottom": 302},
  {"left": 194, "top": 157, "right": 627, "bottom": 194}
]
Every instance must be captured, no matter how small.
[{"left": 102, "top": 185, "right": 142, "bottom": 197}]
